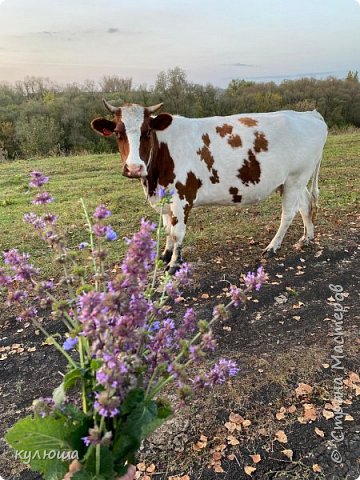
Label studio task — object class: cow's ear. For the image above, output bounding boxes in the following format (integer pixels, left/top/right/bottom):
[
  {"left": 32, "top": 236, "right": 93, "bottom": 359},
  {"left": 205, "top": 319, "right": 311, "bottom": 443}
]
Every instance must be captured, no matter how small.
[
  {"left": 149, "top": 113, "right": 173, "bottom": 131},
  {"left": 91, "top": 118, "right": 116, "bottom": 137}
]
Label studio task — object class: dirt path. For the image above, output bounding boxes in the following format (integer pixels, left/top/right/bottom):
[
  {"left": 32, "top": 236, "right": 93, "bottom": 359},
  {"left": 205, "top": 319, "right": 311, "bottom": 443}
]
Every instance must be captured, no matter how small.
[{"left": 0, "top": 231, "right": 359, "bottom": 480}]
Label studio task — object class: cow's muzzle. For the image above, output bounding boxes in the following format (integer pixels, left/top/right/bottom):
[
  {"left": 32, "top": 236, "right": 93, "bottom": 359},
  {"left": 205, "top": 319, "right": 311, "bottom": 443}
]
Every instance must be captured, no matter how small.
[{"left": 122, "top": 164, "right": 147, "bottom": 178}]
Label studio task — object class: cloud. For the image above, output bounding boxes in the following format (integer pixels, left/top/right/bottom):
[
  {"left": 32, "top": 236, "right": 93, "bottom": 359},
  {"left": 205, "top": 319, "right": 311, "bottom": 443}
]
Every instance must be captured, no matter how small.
[
  {"left": 225, "top": 63, "right": 256, "bottom": 68},
  {"left": 107, "top": 28, "right": 119, "bottom": 34}
]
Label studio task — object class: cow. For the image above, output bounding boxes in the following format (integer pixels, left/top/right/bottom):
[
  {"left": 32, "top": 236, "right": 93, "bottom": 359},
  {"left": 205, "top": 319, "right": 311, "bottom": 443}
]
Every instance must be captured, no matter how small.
[{"left": 91, "top": 100, "right": 328, "bottom": 273}]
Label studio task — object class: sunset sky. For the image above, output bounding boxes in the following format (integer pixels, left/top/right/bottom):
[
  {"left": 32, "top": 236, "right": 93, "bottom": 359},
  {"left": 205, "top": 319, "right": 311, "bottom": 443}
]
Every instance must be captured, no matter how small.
[{"left": 0, "top": 0, "right": 359, "bottom": 87}]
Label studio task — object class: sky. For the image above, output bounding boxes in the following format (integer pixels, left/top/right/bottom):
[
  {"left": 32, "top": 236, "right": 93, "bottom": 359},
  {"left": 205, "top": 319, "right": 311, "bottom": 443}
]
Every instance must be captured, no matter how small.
[{"left": 0, "top": 0, "right": 359, "bottom": 88}]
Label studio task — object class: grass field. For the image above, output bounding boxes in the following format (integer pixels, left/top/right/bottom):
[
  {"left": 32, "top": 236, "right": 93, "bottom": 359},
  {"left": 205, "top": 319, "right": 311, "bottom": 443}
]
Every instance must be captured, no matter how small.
[{"left": 0, "top": 132, "right": 358, "bottom": 278}]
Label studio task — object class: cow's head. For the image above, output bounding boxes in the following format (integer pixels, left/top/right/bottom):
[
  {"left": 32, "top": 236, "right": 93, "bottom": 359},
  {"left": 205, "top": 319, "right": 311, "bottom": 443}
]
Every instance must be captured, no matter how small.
[{"left": 91, "top": 100, "right": 173, "bottom": 178}]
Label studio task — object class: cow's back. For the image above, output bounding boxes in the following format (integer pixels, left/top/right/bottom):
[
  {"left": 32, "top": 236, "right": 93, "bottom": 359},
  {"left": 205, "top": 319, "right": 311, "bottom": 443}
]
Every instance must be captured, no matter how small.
[{"left": 154, "top": 110, "right": 327, "bottom": 206}]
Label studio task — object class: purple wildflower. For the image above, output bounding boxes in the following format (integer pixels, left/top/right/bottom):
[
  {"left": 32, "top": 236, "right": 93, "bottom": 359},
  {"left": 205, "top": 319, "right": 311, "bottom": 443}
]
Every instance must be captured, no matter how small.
[
  {"left": 3, "top": 249, "right": 29, "bottom": 267},
  {"left": 205, "top": 359, "right": 239, "bottom": 386},
  {"left": 93, "top": 204, "right": 111, "bottom": 219},
  {"left": 165, "top": 280, "right": 180, "bottom": 299},
  {"left": 244, "top": 266, "right": 268, "bottom": 291},
  {"left": 16, "top": 306, "right": 37, "bottom": 322},
  {"left": 0, "top": 268, "right": 11, "bottom": 287},
  {"left": 79, "top": 242, "right": 89, "bottom": 249},
  {"left": 158, "top": 186, "right": 167, "bottom": 199},
  {"left": 229, "top": 285, "right": 244, "bottom": 306},
  {"left": 201, "top": 332, "right": 217, "bottom": 351},
  {"left": 23, "top": 212, "right": 46, "bottom": 230},
  {"left": 105, "top": 227, "right": 117, "bottom": 241},
  {"left": 29, "top": 171, "right": 49, "bottom": 188},
  {"left": 94, "top": 391, "right": 120, "bottom": 417},
  {"left": 174, "top": 262, "right": 192, "bottom": 286},
  {"left": 32, "top": 192, "right": 54, "bottom": 205},
  {"left": 183, "top": 308, "right": 197, "bottom": 332},
  {"left": 43, "top": 213, "right": 58, "bottom": 224},
  {"left": 62, "top": 337, "right": 78, "bottom": 351},
  {"left": 7, "top": 290, "right": 28, "bottom": 305},
  {"left": 32, "top": 397, "right": 55, "bottom": 417},
  {"left": 82, "top": 426, "right": 101, "bottom": 446},
  {"left": 93, "top": 223, "right": 108, "bottom": 237},
  {"left": 121, "top": 219, "right": 156, "bottom": 287}
]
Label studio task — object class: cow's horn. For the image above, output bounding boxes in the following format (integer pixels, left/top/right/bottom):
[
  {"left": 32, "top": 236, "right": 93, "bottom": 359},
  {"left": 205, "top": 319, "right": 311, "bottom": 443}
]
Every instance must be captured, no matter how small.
[
  {"left": 102, "top": 98, "right": 121, "bottom": 114},
  {"left": 146, "top": 103, "right": 164, "bottom": 114}
]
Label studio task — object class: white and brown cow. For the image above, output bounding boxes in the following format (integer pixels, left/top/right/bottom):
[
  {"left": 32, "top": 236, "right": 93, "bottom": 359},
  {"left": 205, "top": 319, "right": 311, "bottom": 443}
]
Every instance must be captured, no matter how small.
[{"left": 91, "top": 100, "right": 328, "bottom": 273}]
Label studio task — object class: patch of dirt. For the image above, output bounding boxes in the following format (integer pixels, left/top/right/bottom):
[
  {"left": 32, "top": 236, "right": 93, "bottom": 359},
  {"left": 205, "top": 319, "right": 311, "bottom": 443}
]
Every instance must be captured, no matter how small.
[{"left": 0, "top": 229, "right": 359, "bottom": 480}]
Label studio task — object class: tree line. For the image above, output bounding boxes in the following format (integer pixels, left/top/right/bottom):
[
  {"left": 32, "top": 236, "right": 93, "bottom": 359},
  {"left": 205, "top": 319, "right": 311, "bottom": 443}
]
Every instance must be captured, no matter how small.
[{"left": 0, "top": 68, "right": 359, "bottom": 160}]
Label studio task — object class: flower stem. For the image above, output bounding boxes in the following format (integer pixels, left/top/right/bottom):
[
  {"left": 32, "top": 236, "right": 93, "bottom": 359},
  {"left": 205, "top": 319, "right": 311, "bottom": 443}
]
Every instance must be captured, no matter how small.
[{"left": 32, "top": 319, "right": 78, "bottom": 369}]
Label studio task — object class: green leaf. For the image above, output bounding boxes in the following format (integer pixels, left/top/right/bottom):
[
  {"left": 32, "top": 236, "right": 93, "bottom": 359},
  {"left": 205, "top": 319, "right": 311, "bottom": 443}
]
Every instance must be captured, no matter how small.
[
  {"left": 52, "top": 382, "right": 65, "bottom": 406},
  {"left": 5, "top": 415, "right": 73, "bottom": 478},
  {"left": 64, "top": 368, "right": 82, "bottom": 391},
  {"left": 112, "top": 390, "right": 172, "bottom": 473}
]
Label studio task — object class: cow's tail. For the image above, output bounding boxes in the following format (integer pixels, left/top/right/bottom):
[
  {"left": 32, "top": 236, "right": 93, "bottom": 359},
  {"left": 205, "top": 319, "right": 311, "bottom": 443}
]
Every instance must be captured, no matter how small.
[{"left": 309, "top": 156, "right": 322, "bottom": 222}]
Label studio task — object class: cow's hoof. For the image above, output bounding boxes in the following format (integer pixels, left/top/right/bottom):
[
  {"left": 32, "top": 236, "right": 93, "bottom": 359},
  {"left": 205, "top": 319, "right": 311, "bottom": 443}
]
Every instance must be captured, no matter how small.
[
  {"left": 262, "top": 247, "right": 276, "bottom": 258},
  {"left": 295, "top": 237, "right": 312, "bottom": 249},
  {"left": 160, "top": 250, "right": 173, "bottom": 264},
  {"left": 168, "top": 264, "right": 181, "bottom": 275}
]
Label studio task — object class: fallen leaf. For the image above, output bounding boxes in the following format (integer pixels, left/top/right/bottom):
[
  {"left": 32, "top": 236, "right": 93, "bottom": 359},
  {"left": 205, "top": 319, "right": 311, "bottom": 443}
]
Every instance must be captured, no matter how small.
[
  {"left": 312, "top": 464, "right": 322, "bottom": 473},
  {"left": 275, "top": 430, "right": 288, "bottom": 443},
  {"left": 276, "top": 410, "right": 286, "bottom": 420},
  {"left": 244, "top": 466, "right": 256, "bottom": 476},
  {"left": 322, "top": 409, "right": 334, "bottom": 420},
  {"left": 250, "top": 454, "right": 261, "bottom": 464},
  {"left": 295, "top": 383, "right": 313, "bottom": 397},
  {"left": 227, "top": 435, "right": 239, "bottom": 446},
  {"left": 292, "top": 315, "right": 301, "bottom": 321},
  {"left": 243, "top": 419, "right": 251, "bottom": 427},
  {"left": 146, "top": 464, "right": 156, "bottom": 473},
  {"left": 303, "top": 403, "right": 317, "bottom": 422},
  {"left": 282, "top": 449, "right": 293, "bottom": 460},
  {"left": 322, "top": 363, "right": 330, "bottom": 369},
  {"left": 227, "top": 454, "right": 236, "bottom": 461},
  {"left": 224, "top": 421, "right": 237, "bottom": 433},
  {"left": 201, "top": 293, "right": 209, "bottom": 299},
  {"left": 315, "top": 427, "right": 325, "bottom": 437},
  {"left": 287, "top": 405, "right": 297, "bottom": 413},
  {"left": 214, "top": 465, "right": 224, "bottom": 473},
  {"left": 137, "top": 463, "right": 146, "bottom": 472},
  {"left": 345, "top": 414, "right": 354, "bottom": 421}
]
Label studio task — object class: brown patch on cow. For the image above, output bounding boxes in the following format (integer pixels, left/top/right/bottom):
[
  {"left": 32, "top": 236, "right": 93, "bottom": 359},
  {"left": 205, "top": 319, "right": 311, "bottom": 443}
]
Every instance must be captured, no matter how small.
[
  {"left": 276, "top": 184, "right": 284, "bottom": 196},
  {"left": 176, "top": 172, "right": 202, "bottom": 205},
  {"left": 229, "top": 187, "right": 242, "bottom": 203},
  {"left": 113, "top": 120, "right": 130, "bottom": 162},
  {"left": 216, "top": 124, "right": 233, "bottom": 137},
  {"left": 176, "top": 172, "right": 203, "bottom": 224},
  {"left": 210, "top": 169, "right": 219, "bottom": 184},
  {"left": 202, "top": 133, "right": 211, "bottom": 147},
  {"left": 228, "top": 134, "right": 242, "bottom": 148},
  {"left": 171, "top": 214, "right": 178, "bottom": 226},
  {"left": 197, "top": 144, "right": 214, "bottom": 170},
  {"left": 183, "top": 204, "right": 191, "bottom": 224},
  {"left": 197, "top": 134, "right": 220, "bottom": 184},
  {"left": 237, "top": 149, "right": 261, "bottom": 186},
  {"left": 239, "top": 117, "right": 258, "bottom": 127},
  {"left": 139, "top": 111, "right": 176, "bottom": 196},
  {"left": 253, "top": 131, "right": 268, "bottom": 153}
]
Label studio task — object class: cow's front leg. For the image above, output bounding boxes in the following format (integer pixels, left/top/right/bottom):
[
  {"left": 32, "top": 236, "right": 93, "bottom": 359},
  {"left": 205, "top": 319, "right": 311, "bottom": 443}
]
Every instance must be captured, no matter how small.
[
  {"left": 160, "top": 213, "right": 174, "bottom": 265},
  {"left": 167, "top": 207, "right": 187, "bottom": 275}
]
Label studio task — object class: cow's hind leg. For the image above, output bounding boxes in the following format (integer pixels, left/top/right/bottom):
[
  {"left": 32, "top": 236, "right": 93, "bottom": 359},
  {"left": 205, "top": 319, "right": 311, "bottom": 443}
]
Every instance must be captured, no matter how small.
[
  {"left": 160, "top": 214, "right": 174, "bottom": 264},
  {"left": 296, "top": 187, "right": 315, "bottom": 247},
  {"left": 263, "top": 182, "right": 300, "bottom": 256}
]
